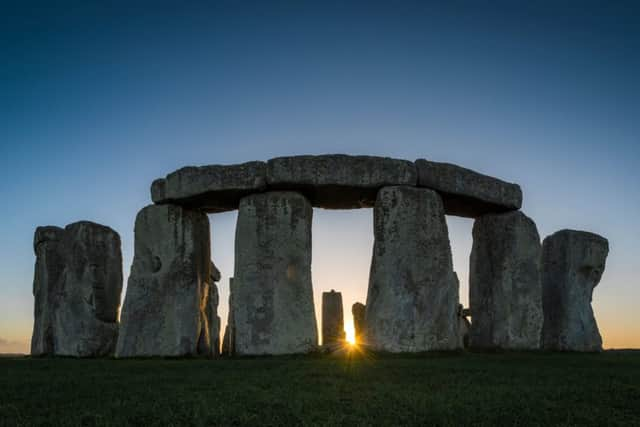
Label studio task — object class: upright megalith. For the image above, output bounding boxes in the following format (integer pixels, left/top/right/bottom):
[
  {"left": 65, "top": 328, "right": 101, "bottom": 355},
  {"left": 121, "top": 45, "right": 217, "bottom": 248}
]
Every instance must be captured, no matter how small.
[
  {"left": 206, "top": 261, "right": 221, "bottom": 357},
  {"left": 322, "top": 290, "right": 345, "bottom": 349},
  {"left": 351, "top": 302, "right": 366, "bottom": 345},
  {"left": 221, "top": 277, "right": 235, "bottom": 356},
  {"left": 541, "top": 230, "right": 609, "bottom": 352},
  {"left": 469, "top": 211, "right": 543, "bottom": 350},
  {"left": 31, "top": 222, "right": 123, "bottom": 357},
  {"left": 116, "top": 204, "right": 211, "bottom": 357},
  {"left": 365, "top": 186, "right": 460, "bottom": 352},
  {"left": 232, "top": 191, "right": 318, "bottom": 355}
]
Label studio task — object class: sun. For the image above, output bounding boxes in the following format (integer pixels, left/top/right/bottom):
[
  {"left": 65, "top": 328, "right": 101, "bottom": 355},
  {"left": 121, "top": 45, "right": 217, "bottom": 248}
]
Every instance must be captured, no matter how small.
[{"left": 344, "top": 321, "right": 356, "bottom": 345}]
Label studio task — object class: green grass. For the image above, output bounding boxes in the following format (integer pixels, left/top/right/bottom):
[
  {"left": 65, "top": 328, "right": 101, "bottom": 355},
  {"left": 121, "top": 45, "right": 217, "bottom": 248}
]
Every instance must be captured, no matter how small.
[{"left": 1, "top": 351, "right": 639, "bottom": 426}]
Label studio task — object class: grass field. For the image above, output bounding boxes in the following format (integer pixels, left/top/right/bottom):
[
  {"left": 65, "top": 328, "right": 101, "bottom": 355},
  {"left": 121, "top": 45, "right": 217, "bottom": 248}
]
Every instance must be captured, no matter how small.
[{"left": 1, "top": 351, "right": 639, "bottom": 426}]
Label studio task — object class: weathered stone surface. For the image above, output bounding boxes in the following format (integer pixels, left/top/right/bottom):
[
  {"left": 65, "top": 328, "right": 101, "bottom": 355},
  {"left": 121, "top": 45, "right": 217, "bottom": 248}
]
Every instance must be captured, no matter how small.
[
  {"left": 31, "top": 222, "right": 122, "bottom": 357},
  {"left": 351, "top": 302, "right": 366, "bottom": 345},
  {"left": 232, "top": 192, "right": 318, "bottom": 355},
  {"left": 365, "top": 186, "right": 460, "bottom": 352},
  {"left": 116, "top": 204, "right": 211, "bottom": 357},
  {"left": 469, "top": 211, "right": 543, "bottom": 350},
  {"left": 415, "top": 159, "right": 522, "bottom": 218},
  {"left": 322, "top": 290, "right": 345, "bottom": 348},
  {"left": 542, "top": 230, "right": 609, "bottom": 352},
  {"left": 206, "top": 261, "right": 221, "bottom": 357},
  {"left": 151, "top": 161, "right": 267, "bottom": 213},
  {"left": 267, "top": 155, "right": 417, "bottom": 209}
]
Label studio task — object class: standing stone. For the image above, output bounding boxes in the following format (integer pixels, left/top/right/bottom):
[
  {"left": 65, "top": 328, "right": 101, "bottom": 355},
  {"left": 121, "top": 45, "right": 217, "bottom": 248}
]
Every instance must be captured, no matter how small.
[
  {"left": 351, "top": 302, "right": 366, "bottom": 345},
  {"left": 116, "top": 204, "right": 211, "bottom": 357},
  {"left": 207, "top": 261, "right": 221, "bottom": 357},
  {"left": 365, "top": 186, "right": 460, "bottom": 352},
  {"left": 233, "top": 191, "right": 318, "bottom": 355},
  {"left": 458, "top": 305, "right": 471, "bottom": 349},
  {"left": 31, "top": 222, "right": 123, "bottom": 357},
  {"left": 469, "top": 211, "right": 543, "bottom": 350},
  {"left": 221, "top": 277, "right": 235, "bottom": 357},
  {"left": 322, "top": 290, "right": 345, "bottom": 349},
  {"left": 542, "top": 230, "right": 609, "bottom": 352}
]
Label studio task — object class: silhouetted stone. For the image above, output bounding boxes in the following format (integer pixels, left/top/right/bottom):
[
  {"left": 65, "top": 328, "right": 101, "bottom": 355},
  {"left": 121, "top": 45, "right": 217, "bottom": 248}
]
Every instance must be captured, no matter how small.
[
  {"left": 206, "top": 261, "right": 221, "bottom": 357},
  {"left": 232, "top": 192, "right": 318, "bottom": 355},
  {"left": 365, "top": 186, "right": 460, "bottom": 352},
  {"left": 351, "top": 302, "right": 366, "bottom": 345},
  {"left": 151, "top": 161, "right": 267, "bottom": 213},
  {"left": 116, "top": 205, "right": 211, "bottom": 357},
  {"left": 469, "top": 211, "right": 543, "bottom": 350},
  {"left": 221, "top": 277, "right": 235, "bottom": 357},
  {"left": 458, "top": 305, "right": 471, "bottom": 349},
  {"left": 415, "top": 159, "right": 522, "bottom": 218},
  {"left": 31, "top": 222, "right": 123, "bottom": 357},
  {"left": 322, "top": 290, "right": 345, "bottom": 349},
  {"left": 542, "top": 230, "right": 609, "bottom": 352},
  {"left": 267, "top": 155, "right": 416, "bottom": 208}
]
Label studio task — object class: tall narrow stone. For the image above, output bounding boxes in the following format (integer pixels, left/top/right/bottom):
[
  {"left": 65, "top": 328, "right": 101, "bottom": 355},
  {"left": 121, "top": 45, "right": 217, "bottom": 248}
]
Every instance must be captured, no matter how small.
[
  {"left": 206, "top": 261, "right": 221, "bottom": 357},
  {"left": 351, "top": 302, "right": 366, "bottom": 345},
  {"left": 233, "top": 191, "right": 318, "bottom": 355},
  {"left": 469, "top": 211, "right": 543, "bottom": 350},
  {"left": 116, "top": 204, "right": 211, "bottom": 357},
  {"left": 322, "top": 290, "right": 345, "bottom": 349},
  {"left": 31, "top": 222, "right": 123, "bottom": 357},
  {"left": 221, "top": 277, "right": 235, "bottom": 356},
  {"left": 365, "top": 186, "right": 460, "bottom": 352},
  {"left": 542, "top": 230, "right": 609, "bottom": 352}
]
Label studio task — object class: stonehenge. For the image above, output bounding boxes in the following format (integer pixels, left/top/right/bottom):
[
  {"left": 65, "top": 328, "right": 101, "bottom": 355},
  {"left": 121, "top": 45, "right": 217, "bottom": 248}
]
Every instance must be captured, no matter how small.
[
  {"left": 542, "top": 230, "right": 609, "bottom": 352},
  {"left": 469, "top": 211, "right": 543, "bottom": 350},
  {"left": 231, "top": 191, "right": 318, "bottom": 355},
  {"left": 322, "top": 290, "right": 345, "bottom": 349},
  {"left": 365, "top": 186, "right": 460, "bottom": 352},
  {"left": 32, "top": 154, "right": 611, "bottom": 357},
  {"left": 31, "top": 222, "right": 122, "bottom": 357},
  {"left": 115, "top": 205, "right": 212, "bottom": 357},
  {"left": 351, "top": 302, "right": 366, "bottom": 345}
]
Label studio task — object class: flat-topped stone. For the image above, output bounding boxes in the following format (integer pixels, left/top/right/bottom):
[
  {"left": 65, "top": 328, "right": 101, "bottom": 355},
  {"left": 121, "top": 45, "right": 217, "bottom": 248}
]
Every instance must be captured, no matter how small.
[
  {"left": 267, "top": 155, "right": 417, "bottom": 209},
  {"left": 151, "top": 161, "right": 267, "bottom": 213},
  {"left": 415, "top": 159, "right": 522, "bottom": 218}
]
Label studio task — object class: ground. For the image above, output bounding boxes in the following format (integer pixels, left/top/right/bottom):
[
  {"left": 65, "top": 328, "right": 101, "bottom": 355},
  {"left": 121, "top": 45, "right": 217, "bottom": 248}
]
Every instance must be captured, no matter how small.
[{"left": 1, "top": 351, "right": 639, "bottom": 426}]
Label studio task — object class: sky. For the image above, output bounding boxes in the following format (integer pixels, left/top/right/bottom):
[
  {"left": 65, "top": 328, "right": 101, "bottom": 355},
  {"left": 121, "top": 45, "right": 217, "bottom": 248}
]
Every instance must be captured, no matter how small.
[{"left": 1, "top": 1, "right": 639, "bottom": 353}]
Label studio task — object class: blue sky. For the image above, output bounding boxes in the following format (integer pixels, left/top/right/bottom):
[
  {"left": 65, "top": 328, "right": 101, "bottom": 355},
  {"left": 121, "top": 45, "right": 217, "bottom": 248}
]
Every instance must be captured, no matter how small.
[{"left": 1, "top": 1, "right": 639, "bottom": 352}]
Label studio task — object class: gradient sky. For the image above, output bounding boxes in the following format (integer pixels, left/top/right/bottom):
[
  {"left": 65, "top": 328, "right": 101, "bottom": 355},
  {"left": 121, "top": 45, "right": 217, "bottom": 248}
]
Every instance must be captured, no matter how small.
[{"left": 1, "top": 1, "right": 639, "bottom": 353}]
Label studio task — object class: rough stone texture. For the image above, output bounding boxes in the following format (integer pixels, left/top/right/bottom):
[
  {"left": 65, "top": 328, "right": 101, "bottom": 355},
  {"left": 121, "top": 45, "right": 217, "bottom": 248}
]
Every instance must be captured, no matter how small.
[
  {"left": 31, "top": 222, "right": 122, "bottom": 357},
  {"left": 151, "top": 161, "right": 267, "bottom": 213},
  {"left": 322, "top": 290, "right": 345, "bottom": 348},
  {"left": 351, "top": 302, "right": 366, "bottom": 345},
  {"left": 232, "top": 191, "right": 318, "bottom": 355},
  {"left": 469, "top": 211, "right": 543, "bottom": 350},
  {"left": 267, "top": 155, "right": 417, "bottom": 209},
  {"left": 365, "top": 186, "right": 460, "bottom": 352},
  {"left": 206, "top": 261, "right": 221, "bottom": 357},
  {"left": 415, "top": 159, "right": 522, "bottom": 218},
  {"left": 542, "top": 230, "right": 609, "bottom": 352},
  {"left": 116, "top": 204, "right": 211, "bottom": 357}
]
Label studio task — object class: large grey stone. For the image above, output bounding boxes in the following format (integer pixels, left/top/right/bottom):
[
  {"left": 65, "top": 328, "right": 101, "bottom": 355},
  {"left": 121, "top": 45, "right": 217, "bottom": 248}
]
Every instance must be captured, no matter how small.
[
  {"left": 31, "top": 222, "right": 122, "bottom": 357},
  {"left": 415, "top": 159, "right": 522, "bottom": 218},
  {"left": 322, "top": 290, "right": 345, "bottom": 349},
  {"left": 116, "top": 204, "right": 211, "bottom": 357},
  {"left": 151, "top": 161, "right": 267, "bottom": 213},
  {"left": 365, "top": 186, "right": 460, "bottom": 352},
  {"left": 267, "top": 155, "right": 417, "bottom": 209},
  {"left": 232, "top": 191, "right": 318, "bottom": 355},
  {"left": 469, "top": 211, "right": 543, "bottom": 350},
  {"left": 351, "top": 302, "right": 366, "bottom": 345},
  {"left": 542, "top": 230, "right": 609, "bottom": 352}
]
